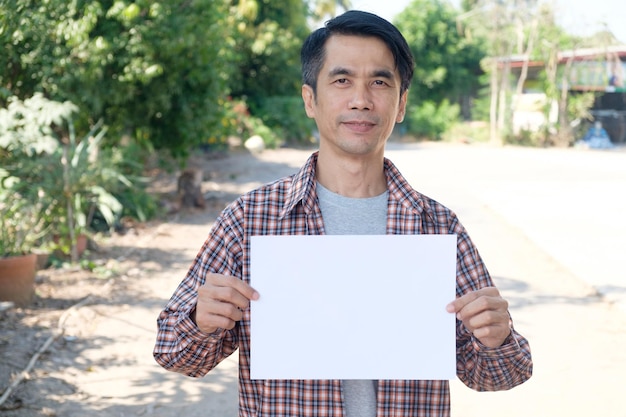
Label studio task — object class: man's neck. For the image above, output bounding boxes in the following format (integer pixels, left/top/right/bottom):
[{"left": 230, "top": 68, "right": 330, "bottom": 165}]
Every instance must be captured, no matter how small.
[{"left": 315, "top": 150, "right": 387, "bottom": 198}]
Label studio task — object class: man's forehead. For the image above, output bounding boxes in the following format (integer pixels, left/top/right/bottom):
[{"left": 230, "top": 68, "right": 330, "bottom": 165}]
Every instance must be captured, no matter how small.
[
  {"left": 324, "top": 34, "right": 390, "bottom": 52},
  {"left": 321, "top": 35, "right": 398, "bottom": 74}
]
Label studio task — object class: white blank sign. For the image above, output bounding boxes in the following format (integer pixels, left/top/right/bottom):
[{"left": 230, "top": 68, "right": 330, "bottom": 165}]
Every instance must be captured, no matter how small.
[{"left": 250, "top": 234, "right": 457, "bottom": 380}]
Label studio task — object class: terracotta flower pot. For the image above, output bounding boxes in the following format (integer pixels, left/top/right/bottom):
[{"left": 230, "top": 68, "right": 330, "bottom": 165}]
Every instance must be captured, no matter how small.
[{"left": 0, "top": 253, "right": 37, "bottom": 307}]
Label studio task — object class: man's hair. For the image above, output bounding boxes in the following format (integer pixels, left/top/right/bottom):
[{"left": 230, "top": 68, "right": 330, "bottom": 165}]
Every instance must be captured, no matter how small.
[{"left": 301, "top": 10, "right": 415, "bottom": 96}]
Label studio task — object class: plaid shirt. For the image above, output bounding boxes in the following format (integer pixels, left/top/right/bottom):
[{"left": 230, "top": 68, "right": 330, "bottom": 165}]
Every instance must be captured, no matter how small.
[{"left": 154, "top": 152, "right": 532, "bottom": 416}]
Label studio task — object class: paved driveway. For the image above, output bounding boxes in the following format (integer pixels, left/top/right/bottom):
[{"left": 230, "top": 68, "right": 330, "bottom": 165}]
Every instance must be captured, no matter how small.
[{"left": 385, "top": 142, "right": 626, "bottom": 417}]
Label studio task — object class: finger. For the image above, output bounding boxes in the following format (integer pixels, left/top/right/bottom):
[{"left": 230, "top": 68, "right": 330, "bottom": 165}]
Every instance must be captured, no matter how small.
[
  {"left": 197, "top": 310, "right": 238, "bottom": 332},
  {"left": 203, "top": 298, "right": 245, "bottom": 322},
  {"left": 199, "top": 283, "right": 250, "bottom": 311},
  {"left": 446, "top": 286, "right": 500, "bottom": 314},
  {"left": 206, "top": 273, "right": 260, "bottom": 302},
  {"left": 194, "top": 298, "right": 245, "bottom": 333},
  {"left": 461, "top": 308, "right": 510, "bottom": 333},
  {"left": 456, "top": 294, "right": 508, "bottom": 323},
  {"left": 455, "top": 300, "right": 511, "bottom": 348},
  {"left": 472, "top": 324, "right": 512, "bottom": 348}
]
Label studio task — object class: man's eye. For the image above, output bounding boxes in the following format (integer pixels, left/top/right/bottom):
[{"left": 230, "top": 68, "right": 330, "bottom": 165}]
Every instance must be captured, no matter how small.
[{"left": 335, "top": 78, "right": 348, "bottom": 84}]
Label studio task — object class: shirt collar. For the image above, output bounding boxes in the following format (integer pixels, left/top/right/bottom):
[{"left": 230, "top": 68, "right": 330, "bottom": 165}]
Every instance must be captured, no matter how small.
[
  {"left": 383, "top": 157, "right": 428, "bottom": 217},
  {"left": 279, "top": 152, "right": 319, "bottom": 219},
  {"left": 280, "top": 151, "right": 432, "bottom": 221}
]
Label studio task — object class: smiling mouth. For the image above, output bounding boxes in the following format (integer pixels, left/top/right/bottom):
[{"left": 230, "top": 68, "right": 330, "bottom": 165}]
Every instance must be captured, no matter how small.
[
  {"left": 343, "top": 120, "right": 376, "bottom": 132},
  {"left": 346, "top": 121, "right": 374, "bottom": 126}
]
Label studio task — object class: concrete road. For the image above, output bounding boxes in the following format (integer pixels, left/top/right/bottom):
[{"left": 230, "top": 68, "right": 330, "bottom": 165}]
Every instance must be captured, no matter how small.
[{"left": 46, "top": 142, "right": 626, "bottom": 416}]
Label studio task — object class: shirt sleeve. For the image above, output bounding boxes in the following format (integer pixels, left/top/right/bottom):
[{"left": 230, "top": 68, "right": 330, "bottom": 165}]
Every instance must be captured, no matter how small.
[
  {"left": 153, "top": 202, "right": 245, "bottom": 377},
  {"left": 453, "top": 226, "right": 533, "bottom": 391},
  {"left": 455, "top": 317, "right": 533, "bottom": 391}
]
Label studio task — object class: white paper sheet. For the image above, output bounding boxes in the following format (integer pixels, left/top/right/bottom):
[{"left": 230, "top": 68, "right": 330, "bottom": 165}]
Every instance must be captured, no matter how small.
[{"left": 249, "top": 234, "right": 457, "bottom": 380}]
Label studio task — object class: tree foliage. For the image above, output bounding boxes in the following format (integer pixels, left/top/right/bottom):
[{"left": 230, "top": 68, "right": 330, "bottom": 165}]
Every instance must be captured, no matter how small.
[
  {"left": 396, "top": 0, "right": 484, "bottom": 105},
  {"left": 394, "top": 0, "right": 485, "bottom": 137},
  {"left": 1, "top": 0, "right": 238, "bottom": 158},
  {"left": 229, "top": 0, "right": 310, "bottom": 103},
  {"left": 310, "top": 0, "right": 352, "bottom": 24},
  {"left": 226, "top": 0, "right": 317, "bottom": 145}
]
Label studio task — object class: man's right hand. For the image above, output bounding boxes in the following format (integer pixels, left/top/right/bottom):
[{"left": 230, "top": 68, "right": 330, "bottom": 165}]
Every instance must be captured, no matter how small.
[{"left": 193, "top": 273, "right": 260, "bottom": 334}]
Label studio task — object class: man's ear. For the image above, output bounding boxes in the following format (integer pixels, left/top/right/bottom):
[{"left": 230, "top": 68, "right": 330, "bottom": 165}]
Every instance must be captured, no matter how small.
[
  {"left": 396, "top": 90, "right": 408, "bottom": 123},
  {"left": 302, "top": 84, "right": 315, "bottom": 118}
]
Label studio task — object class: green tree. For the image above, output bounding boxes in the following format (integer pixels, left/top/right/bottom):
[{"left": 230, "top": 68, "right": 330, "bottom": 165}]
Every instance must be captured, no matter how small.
[
  {"left": 310, "top": 0, "right": 351, "bottom": 21},
  {"left": 227, "top": 0, "right": 316, "bottom": 144},
  {"left": 394, "top": 0, "right": 485, "bottom": 138},
  {"left": 1, "top": 0, "right": 238, "bottom": 158},
  {"left": 229, "top": 0, "right": 309, "bottom": 104}
]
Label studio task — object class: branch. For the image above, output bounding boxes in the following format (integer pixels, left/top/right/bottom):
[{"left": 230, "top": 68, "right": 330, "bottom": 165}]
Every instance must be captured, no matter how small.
[{"left": 0, "top": 296, "right": 93, "bottom": 407}]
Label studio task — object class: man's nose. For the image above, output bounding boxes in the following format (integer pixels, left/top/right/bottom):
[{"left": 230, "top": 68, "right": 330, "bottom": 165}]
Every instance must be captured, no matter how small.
[{"left": 349, "top": 85, "right": 373, "bottom": 110}]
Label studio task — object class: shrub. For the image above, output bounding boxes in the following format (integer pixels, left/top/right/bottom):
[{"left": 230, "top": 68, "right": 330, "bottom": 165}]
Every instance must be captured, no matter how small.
[
  {"left": 0, "top": 94, "right": 157, "bottom": 261},
  {"left": 253, "top": 96, "right": 316, "bottom": 146},
  {"left": 406, "top": 100, "right": 460, "bottom": 140}
]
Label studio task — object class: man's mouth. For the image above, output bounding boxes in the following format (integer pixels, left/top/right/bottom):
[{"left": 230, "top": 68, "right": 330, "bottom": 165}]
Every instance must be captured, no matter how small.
[{"left": 342, "top": 120, "right": 376, "bottom": 132}]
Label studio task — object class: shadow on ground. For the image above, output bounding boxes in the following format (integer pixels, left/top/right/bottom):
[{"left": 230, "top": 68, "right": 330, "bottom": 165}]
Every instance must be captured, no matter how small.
[{"left": 493, "top": 275, "right": 604, "bottom": 311}]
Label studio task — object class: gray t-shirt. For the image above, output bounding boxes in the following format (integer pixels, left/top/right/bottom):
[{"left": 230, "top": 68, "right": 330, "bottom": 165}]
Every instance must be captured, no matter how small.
[{"left": 316, "top": 182, "right": 388, "bottom": 417}]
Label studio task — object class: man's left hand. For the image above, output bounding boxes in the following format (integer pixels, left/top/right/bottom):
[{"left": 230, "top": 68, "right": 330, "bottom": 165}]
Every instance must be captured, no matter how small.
[{"left": 446, "top": 287, "right": 511, "bottom": 348}]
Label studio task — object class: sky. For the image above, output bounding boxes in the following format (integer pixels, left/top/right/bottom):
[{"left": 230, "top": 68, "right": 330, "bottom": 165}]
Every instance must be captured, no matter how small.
[{"left": 350, "top": 0, "right": 626, "bottom": 44}]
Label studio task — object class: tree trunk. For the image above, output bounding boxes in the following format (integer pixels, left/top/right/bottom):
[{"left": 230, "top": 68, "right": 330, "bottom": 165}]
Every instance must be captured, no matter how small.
[{"left": 489, "top": 58, "right": 500, "bottom": 144}]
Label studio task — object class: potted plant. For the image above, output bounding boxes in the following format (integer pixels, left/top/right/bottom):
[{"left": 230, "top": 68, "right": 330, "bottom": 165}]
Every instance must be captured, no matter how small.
[
  {"left": 0, "top": 93, "right": 131, "bottom": 264},
  {"left": 0, "top": 188, "right": 49, "bottom": 306}
]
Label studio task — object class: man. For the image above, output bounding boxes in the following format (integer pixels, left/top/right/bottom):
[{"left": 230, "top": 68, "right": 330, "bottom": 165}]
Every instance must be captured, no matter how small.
[{"left": 154, "top": 10, "right": 532, "bottom": 417}]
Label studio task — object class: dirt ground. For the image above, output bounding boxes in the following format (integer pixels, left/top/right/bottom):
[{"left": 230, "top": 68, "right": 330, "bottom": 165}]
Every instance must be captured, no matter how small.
[{"left": 0, "top": 146, "right": 312, "bottom": 416}]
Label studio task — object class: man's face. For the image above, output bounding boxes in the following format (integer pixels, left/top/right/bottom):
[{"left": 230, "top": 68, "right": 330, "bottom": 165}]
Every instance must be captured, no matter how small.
[{"left": 302, "top": 35, "right": 407, "bottom": 158}]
